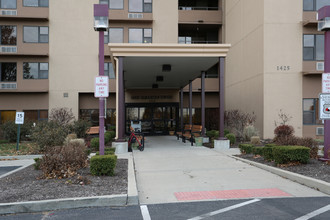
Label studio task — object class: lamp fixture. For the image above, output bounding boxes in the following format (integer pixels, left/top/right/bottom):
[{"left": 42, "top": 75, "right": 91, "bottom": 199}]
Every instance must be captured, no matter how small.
[
  {"left": 162, "top": 64, "right": 171, "bottom": 72},
  {"left": 156, "top": 76, "right": 164, "bottom": 82},
  {"left": 152, "top": 84, "right": 159, "bottom": 89}
]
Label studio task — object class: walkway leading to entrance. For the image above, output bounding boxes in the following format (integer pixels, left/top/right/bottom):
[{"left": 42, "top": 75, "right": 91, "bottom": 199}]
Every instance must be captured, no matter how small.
[{"left": 133, "top": 136, "right": 326, "bottom": 205}]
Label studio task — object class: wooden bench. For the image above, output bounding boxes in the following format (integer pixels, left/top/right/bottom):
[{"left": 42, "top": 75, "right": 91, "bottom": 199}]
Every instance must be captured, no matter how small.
[
  {"left": 182, "top": 125, "right": 203, "bottom": 146},
  {"left": 86, "top": 126, "right": 99, "bottom": 135},
  {"left": 176, "top": 124, "right": 192, "bottom": 140}
]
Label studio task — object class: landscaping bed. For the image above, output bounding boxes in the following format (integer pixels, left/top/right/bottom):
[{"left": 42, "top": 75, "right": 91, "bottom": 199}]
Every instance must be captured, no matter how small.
[
  {"left": 0, "top": 159, "right": 128, "bottom": 203},
  {"left": 237, "top": 154, "right": 330, "bottom": 183}
]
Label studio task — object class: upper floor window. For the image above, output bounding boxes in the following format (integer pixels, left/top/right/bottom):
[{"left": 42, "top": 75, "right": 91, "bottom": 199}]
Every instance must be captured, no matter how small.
[
  {"left": 104, "top": 62, "right": 115, "bottom": 79},
  {"left": 0, "top": 62, "right": 16, "bottom": 82},
  {"left": 105, "top": 28, "right": 124, "bottom": 43},
  {"left": 100, "top": 0, "right": 124, "bottom": 9},
  {"left": 129, "top": 28, "right": 152, "bottom": 43},
  {"left": 303, "top": 98, "right": 322, "bottom": 125},
  {"left": 23, "top": 62, "right": 48, "bottom": 79},
  {"left": 129, "top": 0, "right": 152, "bottom": 13},
  {"left": 23, "top": 26, "right": 49, "bottom": 43},
  {"left": 23, "top": 0, "right": 49, "bottom": 7},
  {"left": 179, "top": 0, "right": 218, "bottom": 11},
  {"left": 0, "top": 26, "right": 16, "bottom": 45},
  {"left": 0, "top": 0, "right": 16, "bottom": 9},
  {"left": 303, "top": 0, "right": 330, "bottom": 11},
  {"left": 303, "top": 34, "right": 324, "bottom": 61}
]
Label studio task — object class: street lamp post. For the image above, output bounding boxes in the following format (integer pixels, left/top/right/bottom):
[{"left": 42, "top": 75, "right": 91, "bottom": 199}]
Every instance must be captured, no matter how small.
[
  {"left": 94, "top": 4, "right": 109, "bottom": 155},
  {"left": 318, "top": 6, "right": 330, "bottom": 160}
]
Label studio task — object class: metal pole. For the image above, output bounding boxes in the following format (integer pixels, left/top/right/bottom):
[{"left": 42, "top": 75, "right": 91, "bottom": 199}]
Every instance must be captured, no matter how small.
[
  {"left": 323, "top": 31, "right": 330, "bottom": 159},
  {"left": 189, "top": 80, "right": 192, "bottom": 125},
  {"left": 16, "top": 124, "right": 20, "bottom": 151},
  {"left": 180, "top": 88, "right": 184, "bottom": 132},
  {"left": 218, "top": 57, "right": 226, "bottom": 140},
  {"left": 116, "top": 57, "right": 126, "bottom": 142},
  {"left": 99, "top": 31, "right": 105, "bottom": 155},
  {"left": 201, "top": 71, "right": 206, "bottom": 136}
]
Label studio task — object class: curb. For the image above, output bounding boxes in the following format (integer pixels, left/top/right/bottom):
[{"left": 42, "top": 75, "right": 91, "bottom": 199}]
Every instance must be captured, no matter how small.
[
  {"left": 0, "top": 155, "right": 42, "bottom": 160},
  {"left": 0, "top": 152, "right": 139, "bottom": 214},
  {"left": 229, "top": 155, "right": 330, "bottom": 195},
  {"left": 0, "top": 195, "right": 127, "bottom": 215}
]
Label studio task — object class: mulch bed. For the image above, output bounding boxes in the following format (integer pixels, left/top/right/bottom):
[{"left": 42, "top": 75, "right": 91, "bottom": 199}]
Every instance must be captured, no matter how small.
[
  {"left": 237, "top": 154, "right": 330, "bottom": 183},
  {"left": 0, "top": 159, "right": 128, "bottom": 203}
]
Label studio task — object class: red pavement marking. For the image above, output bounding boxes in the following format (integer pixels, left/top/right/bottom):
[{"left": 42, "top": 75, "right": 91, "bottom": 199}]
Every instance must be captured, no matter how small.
[{"left": 174, "top": 188, "right": 292, "bottom": 201}]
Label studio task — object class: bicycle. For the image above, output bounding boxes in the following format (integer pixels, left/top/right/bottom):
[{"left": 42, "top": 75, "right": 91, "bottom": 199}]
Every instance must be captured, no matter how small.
[{"left": 128, "top": 126, "right": 144, "bottom": 151}]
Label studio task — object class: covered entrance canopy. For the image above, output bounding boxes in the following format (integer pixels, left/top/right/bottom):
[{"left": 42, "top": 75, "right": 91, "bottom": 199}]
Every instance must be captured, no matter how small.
[{"left": 108, "top": 43, "right": 230, "bottom": 141}]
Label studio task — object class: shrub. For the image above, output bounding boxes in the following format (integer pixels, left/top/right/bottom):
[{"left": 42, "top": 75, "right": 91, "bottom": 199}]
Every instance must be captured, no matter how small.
[
  {"left": 239, "top": 144, "right": 254, "bottom": 154},
  {"left": 105, "top": 131, "right": 112, "bottom": 144},
  {"left": 0, "top": 121, "right": 16, "bottom": 142},
  {"left": 206, "top": 130, "right": 218, "bottom": 139},
  {"left": 72, "top": 119, "right": 91, "bottom": 138},
  {"left": 0, "top": 140, "right": 9, "bottom": 144},
  {"left": 108, "top": 130, "right": 115, "bottom": 139},
  {"left": 33, "top": 158, "right": 41, "bottom": 170},
  {"left": 224, "top": 110, "right": 256, "bottom": 139},
  {"left": 272, "top": 146, "right": 310, "bottom": 165},
  {"left": 296, "top": 137, "right": 319, "bottom": 159},
  {"left": 224, "top": 129, "right": 230, "bottom": 136},
  {"left": 274, "top": 125, "right": 294, "bottom": 137},
  {"left": 263, "top": 144, "right": 276, "bottom": 161},
  {"left": 49, "top": 107, "right": 75, "bottom": 126},
  {"left": 252, "top": 147, "right": 264, "bottom": 156},
  {"left": 90, "top": 137, "right": 99, "bottom": 151},
  {"left": 243, "top": 125, "right": 259, "bottom": 141},
  {"left": 96, "top": 147, "right": 115, "bottom": 155},
  {"left": 90, "top": 154, "right": 117, "bottom": 176},
  {"left": 109, "top": 125, "right": 116, "bottom": 131},
  {"left": 31, "top": 121, "right": 69, "bottom": 151},
  {"left": 226, "top": 133, "right": 236, "bottom": 145},
  {"left": 251, "top": 136, "right": 261, "bottom": 145},
  {"left": 40, "top": 141, "right": 88, "bottom": 179}
]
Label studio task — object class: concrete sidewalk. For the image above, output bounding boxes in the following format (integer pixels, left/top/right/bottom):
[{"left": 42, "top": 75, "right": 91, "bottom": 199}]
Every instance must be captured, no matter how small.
[{"left": 133, "top": 136, "right": 328, "bottom": 205}]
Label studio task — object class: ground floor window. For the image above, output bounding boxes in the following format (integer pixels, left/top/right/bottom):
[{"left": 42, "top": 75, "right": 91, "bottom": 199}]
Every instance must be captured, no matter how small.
[
  {"left": 0, "top": 110, "right": 15, "bottom": 124},
  {"left": 80, "top": 109, "right": 116, "bottom": 128},
  {"left": 23, "top": 110, "right": 48, "bottom": 122},
  {"left": 303, "top": 98, "right": 322, "bottom": 125},
  {"left": 181, "top": 108, "right": 219, "bottom": 131}
]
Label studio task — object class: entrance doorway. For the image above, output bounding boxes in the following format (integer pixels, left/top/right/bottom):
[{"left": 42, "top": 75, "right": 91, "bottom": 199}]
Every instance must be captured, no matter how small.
[{"left": 126, "top": 103, "right": 179, "bottom": 135}]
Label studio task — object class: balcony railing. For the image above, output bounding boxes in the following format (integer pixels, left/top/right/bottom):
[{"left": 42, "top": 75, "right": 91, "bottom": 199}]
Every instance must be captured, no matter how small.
[{"left": 179, "top": 6, "right": 218, "bottom": 11}]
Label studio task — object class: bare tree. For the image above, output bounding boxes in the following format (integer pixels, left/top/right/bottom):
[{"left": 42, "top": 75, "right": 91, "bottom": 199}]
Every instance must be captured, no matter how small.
[{"left": 49, "top": 108, "right": 75, "bottom": 126}]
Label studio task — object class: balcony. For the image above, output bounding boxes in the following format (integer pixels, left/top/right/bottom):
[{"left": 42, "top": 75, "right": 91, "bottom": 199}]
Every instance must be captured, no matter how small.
[
  {"left": 0, "top": 0, "right": 48, "bottom": 21},
  {"left": 179, "top": 0, "right": 222, "bottom": 25},
  {"left": 179, "top": 24, "right": 221, "bottom": 44}
]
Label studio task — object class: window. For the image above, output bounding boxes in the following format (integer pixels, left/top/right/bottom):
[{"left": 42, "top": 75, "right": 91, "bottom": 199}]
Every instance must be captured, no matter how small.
[
  {"left": 23, "top": 26, "right": 49, "bottom": 43},
  {"left": 303, "top": 34, "right": 324, "bottom": 61},
  {"left": 0, "top": 26, "right": 16, "bottom": 45},
  {"left": 178, "top": 36, "right": 192, "bottom": 44},
  {"left": 303, "top": 98, "right": 322, "bottom": 125},
  {"left": 129, "top": 28, "right": 152, "bottom": 43},
  {"left": 23, "top": 62, "right": 48, "bottom": 79},
  {"left": 24, "top": 110, "right": 48, "bottom": 122},
  {"left": 23, "top": 0, "right": 48, "bottom": 7},
  {"left": 104, "top": 62, "right": 115, "bottom": 79},
  {"left": 100, "top": 0, "right": 124, "bottom": 9},
  {"left": 0, "top": 63, "right": 16, "bottom": 82},
  {"left": 105, "top": 28, "right": 124, "bottom": 43},
  {"left": 129, "top": 0, "right": 152, "bottom": 13},
  {"left": 0, "top": 0, "right": 16, "bottom": 9},
  {"left": 80, "top": 109, "right": 116, "bottom": 126},
  {"left": 0, "top": 110, "right": 15, "bottom": 124},
  {"left": 303, "top": 0, "right": 330, "bottom": 11}
]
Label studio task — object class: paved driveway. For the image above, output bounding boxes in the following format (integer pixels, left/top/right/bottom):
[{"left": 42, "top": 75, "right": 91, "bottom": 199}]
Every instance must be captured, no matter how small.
[{"left": 133, "top": 136, "right": 327, "bottom": 204}]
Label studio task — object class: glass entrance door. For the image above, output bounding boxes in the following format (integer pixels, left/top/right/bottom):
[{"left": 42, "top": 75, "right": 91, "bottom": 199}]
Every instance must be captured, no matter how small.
[{"left": 126, "top": 103, "right": 178, "bottom": 135}]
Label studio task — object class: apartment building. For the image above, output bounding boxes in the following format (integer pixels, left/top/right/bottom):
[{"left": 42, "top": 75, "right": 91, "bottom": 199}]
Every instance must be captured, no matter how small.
[{"left": 0, "top": 0, "right": 326, "bottom": 139}]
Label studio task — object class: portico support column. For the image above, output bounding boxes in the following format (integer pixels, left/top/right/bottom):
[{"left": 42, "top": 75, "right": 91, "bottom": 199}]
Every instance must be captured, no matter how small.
[
  {"left": 180, "top": 88, "right": 184, "bottom": 132},
  {"left": 214, "top": 57, "right": 229, "bottom": 150},
  {"left": 189, "top": 80, "right": 193, "bottom": 125},
  {"left": 218, "top": 57, "right": 225, "bottom": 139},
  {"left": 201, "top": 71, "right": 206, "bottom": 136},
  {"left": 117, "top": 56, "right": 125, "bottom": 142}
]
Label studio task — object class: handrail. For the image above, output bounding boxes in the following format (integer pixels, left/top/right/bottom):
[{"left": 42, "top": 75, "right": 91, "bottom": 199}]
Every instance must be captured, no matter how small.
[{"left": 179, "top": 6, "right": 219, "bottom": 11}]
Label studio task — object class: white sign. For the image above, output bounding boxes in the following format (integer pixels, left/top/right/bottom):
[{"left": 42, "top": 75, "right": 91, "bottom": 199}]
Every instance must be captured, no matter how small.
[
  {"left": 322, "top": 73, "right": 330, "bottom": 93},
  {"left": 15, "top": 112, "right": 24, "bottom": 124},
  {"left": 94, "top": 76, "right": 109, "bottom": 98},
  {"left": 319, "top": 93, "right": 330, "bottom": 120}
]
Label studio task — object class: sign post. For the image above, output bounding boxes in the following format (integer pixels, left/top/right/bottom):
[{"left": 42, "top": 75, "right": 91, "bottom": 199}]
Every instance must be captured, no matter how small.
[{"left": 15, "top": 112, "right": 24, "bottom": 151}]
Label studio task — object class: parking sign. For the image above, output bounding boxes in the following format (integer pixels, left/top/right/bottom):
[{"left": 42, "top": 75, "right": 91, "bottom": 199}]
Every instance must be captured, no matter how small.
[{"left": 15, "top": 112, "right": 24, "bottom": 124}]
